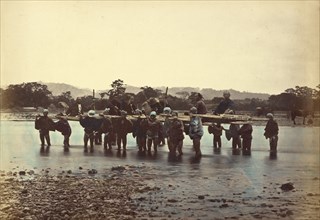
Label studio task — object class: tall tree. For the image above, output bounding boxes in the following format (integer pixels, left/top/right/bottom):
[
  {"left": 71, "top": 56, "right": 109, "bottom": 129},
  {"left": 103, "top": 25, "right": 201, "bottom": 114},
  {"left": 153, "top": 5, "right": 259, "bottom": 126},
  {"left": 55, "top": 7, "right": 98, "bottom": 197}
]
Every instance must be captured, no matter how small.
[{"left": 107, "top": 79, "right": 126, "bottom": 100}]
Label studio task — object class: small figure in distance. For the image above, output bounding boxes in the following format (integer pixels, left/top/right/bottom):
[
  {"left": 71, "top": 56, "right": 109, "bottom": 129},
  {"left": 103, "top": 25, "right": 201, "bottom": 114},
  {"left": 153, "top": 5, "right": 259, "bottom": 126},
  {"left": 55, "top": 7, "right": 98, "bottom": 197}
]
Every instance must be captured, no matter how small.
[
  {"left": 189, "top": 107, "right": 204, "bottom": 158},
  {"left": 160, "top": 106, "right": 172, "bottom": 146},
  {"left": 55, "top": 113, "right": 72, "bottom": 151},
  {"left": 134, "top": 109, "right": 148, "bottom": 153},
  {"left": 208, "top": 122, "right": 224, "bottom": 152},
  {"left": 229, "top": 122, "right": 242, "bottom": 153},
  {"left": 214, "top": 91, "right": 235, "bottom": 115},
  {"left": 168, "top": 111, "right": 184, "bottom": 157},
  {"left": 146, "top": 111, "right": 161, "bottom": 154},
  {"left": 238, "top": 122, "right": 253, "bottom": 155},
  {"left": 115, "top": 110, "right": 133, "bottom": 155},
  {"left": 264, "top": 113, "right": 279, "bottom": 154},
  {"left": 35, "top": 109, "right": 55, "bottom": 149}
]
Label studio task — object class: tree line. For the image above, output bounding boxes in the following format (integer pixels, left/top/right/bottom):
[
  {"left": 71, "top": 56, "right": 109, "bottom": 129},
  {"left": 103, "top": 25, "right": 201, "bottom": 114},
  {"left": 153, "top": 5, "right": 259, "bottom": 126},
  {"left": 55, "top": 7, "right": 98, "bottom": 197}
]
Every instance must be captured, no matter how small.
[{"left": 0, "top": 80, "right": 319, "bottom": 112}]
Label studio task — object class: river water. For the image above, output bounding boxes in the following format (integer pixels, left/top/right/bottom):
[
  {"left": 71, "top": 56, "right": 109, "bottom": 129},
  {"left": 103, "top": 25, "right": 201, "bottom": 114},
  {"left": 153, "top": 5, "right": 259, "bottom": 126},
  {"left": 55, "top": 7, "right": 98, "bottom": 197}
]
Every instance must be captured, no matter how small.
[{"left": 1, "top": 121, "right": 319, "bottom": 219}]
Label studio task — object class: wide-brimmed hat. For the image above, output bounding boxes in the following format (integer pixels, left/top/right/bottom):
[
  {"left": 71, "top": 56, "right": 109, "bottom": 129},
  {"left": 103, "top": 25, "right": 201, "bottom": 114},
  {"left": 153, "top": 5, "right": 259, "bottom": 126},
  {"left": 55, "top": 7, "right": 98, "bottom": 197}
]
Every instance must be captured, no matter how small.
[
  {"left": 266, "top": 113, "right": 274, "bottom": 118},
  {"left": 88, "top": 110, "right": 96, "bottom": 117},
  {"left": 43, "top": 109, "right": 49, "bottom": 113}
]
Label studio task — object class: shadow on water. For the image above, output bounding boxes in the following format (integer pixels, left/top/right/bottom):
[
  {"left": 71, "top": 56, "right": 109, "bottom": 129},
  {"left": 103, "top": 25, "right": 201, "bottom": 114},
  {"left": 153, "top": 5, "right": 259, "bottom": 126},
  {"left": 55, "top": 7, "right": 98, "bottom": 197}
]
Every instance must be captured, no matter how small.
[{"left": 63, "top": 149, "right": 70, "bottom": 156}]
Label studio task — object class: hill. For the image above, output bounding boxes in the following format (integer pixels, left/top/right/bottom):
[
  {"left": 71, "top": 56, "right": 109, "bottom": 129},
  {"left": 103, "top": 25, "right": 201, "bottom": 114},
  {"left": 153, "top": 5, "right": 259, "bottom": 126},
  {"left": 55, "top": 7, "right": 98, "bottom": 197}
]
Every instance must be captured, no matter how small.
[
  {"left": 44, "top": 82, "right": 92, "bottom": 98},
  {"left": 165, "top": 87, "right": 270, "bottom": 100}
]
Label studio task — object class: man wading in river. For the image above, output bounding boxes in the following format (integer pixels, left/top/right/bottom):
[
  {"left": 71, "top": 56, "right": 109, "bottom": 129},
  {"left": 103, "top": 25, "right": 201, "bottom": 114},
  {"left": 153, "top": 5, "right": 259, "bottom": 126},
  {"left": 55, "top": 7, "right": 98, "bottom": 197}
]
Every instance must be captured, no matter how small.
[
  {"left": 264, "top": 113, "right": 279, "bottom": 153},
  {"left": 55, "top": 113, "right": 72, "bottom": 151},
  {"left": 189, "top": 107, "right": 204, "bottom": 158},
  {"left": 214, "top": 91, "right": 234, "bottom": 115},
  {"left": 79, "top": 110, "right": 101, "bottom": 153},
  {"left": 35, "top": 109, "right": 55, "bottom": 149}
]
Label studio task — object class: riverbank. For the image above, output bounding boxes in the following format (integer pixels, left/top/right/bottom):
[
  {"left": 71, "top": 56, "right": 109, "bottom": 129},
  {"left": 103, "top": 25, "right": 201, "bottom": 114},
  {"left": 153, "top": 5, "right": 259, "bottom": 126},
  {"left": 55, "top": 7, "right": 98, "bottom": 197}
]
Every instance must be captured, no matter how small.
[
  {"left": 1, "top": 163, "right": 319, "bottom": 220},
  {"left": 0, "top": 165, "right": 151, "bottom": 220}
]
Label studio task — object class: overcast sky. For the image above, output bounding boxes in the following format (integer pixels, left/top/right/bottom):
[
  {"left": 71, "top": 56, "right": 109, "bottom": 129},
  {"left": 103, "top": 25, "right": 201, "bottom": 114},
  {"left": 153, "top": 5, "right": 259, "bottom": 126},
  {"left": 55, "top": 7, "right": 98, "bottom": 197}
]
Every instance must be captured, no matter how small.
[{"left": 1, "top": 1, "right": 319, "bottom": 94}]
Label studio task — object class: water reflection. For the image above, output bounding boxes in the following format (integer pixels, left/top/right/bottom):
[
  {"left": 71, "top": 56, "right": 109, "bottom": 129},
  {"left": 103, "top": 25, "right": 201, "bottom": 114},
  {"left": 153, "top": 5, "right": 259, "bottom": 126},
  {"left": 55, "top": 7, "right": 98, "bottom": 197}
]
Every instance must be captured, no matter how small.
[
  {"left": 269, "top": 152, "right": 277, "bottom": 160},
  {"left": 116, "top": 150, "right": 122, "bottom": 158},
  {"left": 242, "top": 150, "right": 252, "bottom": 156},
  {"left": 63, "top": 149, "right": 70, "bottom": 156},
  {"left": 134, "top": 151, "right": 162, "bottom": 162},
  {"left": 104, "top": 149, "right": 113, "bottom": 157},
  {"left": 232, "top": 149, "right": 241, "bottom": 155},
  {"left": 213, "top": 148, "right": 221, "bottom": 154},
  {"left": 63, "top": 147, "right": 70, "bottom": 154},
  {"left": 136, "top": 150, "right": 147, "bottom": 158},
  {"left": 167, "top": 153, "right": 183, "bottom": 163},
  {"left": 39, "top": 146, "right": 50, "bottom": 156},
  {"left": 189, "top": 156, "right": 202, "bottom": 164}
]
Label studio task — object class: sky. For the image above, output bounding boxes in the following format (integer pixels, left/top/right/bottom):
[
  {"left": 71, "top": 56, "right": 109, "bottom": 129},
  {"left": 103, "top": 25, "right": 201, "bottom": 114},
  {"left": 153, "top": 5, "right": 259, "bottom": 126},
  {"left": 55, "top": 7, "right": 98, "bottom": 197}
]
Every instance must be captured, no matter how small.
[{"left": 1, "top": 1, "right": 319, "bottom": 95}]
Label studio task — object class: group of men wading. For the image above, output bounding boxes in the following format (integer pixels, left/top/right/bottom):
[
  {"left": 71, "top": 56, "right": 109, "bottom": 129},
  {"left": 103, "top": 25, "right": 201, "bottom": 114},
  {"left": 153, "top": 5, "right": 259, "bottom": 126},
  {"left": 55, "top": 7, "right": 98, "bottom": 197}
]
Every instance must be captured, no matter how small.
[{"left": 35, "top": 92, "right": 279, "bottom": 158}]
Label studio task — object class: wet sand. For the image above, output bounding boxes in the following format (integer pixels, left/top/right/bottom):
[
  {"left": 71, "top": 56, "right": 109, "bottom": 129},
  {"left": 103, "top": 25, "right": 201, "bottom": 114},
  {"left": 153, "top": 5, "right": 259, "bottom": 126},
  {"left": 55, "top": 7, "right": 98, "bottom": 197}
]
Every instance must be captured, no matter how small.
[{"left": 0, "top": 118, "right": 319, "bottom": 219}]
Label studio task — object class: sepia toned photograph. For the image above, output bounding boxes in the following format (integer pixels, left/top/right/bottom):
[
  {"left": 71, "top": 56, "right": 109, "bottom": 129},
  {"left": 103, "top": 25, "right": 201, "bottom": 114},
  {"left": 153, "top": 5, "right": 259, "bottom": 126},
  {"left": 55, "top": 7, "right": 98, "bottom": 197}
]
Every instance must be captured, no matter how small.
[{"left": 0, "top": 0, "right": 319, "bottom": 219}]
